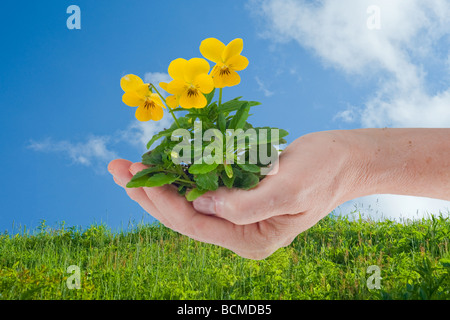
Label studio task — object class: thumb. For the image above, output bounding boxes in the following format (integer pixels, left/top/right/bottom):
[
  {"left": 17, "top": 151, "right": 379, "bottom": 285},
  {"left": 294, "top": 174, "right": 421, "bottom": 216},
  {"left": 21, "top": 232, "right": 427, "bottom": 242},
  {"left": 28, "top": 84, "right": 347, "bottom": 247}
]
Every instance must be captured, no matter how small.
[{"left": 192, "top": 172, "right": 300, "bottom": 225}]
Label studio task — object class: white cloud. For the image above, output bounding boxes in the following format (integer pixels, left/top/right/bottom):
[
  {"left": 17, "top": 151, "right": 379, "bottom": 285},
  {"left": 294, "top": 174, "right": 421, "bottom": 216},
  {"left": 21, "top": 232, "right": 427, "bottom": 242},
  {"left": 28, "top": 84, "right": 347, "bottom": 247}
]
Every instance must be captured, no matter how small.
[
  {"left": 28, "top": 136, "right": 118, "bottom": 173},
  {"left": 253, "top": 0, "right": 450, "bottom": 127},
  {"left": 117, "top": 117, "right": 172, "bottom": 151},
  {"left": 253, "top": 0, "right": 450, "bottom": 219},
  {"left": 255, "top": 76, "right": 274, "bottom": 97}
]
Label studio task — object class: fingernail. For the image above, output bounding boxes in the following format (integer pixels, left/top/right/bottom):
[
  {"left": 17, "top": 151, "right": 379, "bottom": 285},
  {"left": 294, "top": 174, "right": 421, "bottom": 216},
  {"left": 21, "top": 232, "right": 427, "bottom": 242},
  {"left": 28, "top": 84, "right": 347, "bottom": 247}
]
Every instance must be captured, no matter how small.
[{"left": 193, "top": 196, "right": 217, "bottom": 214}]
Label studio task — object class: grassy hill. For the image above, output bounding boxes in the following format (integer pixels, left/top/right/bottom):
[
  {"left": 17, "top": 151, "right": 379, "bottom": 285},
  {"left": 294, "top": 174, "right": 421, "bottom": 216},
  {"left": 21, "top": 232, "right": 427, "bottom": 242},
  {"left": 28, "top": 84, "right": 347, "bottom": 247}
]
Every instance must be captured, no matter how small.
[{"left": 0, "top": 213, "right": 449, "bottom": 300}]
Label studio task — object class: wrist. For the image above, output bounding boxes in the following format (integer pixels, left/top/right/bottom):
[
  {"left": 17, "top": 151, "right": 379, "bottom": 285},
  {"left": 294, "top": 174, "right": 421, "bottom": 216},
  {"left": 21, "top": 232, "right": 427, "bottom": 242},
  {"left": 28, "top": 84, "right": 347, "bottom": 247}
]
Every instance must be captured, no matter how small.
[{"left": 338, "top": 128, "right": 450, "bottom": 202}]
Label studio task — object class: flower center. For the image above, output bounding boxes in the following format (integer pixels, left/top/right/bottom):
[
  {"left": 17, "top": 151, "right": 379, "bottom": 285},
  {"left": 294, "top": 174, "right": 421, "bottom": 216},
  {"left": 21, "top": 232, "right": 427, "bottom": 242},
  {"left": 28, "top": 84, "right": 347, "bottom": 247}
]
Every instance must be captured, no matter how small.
[
  {"left": 187, "top": 84, "right": 199, "bottom": 97},
  {"left": 219, "top": 65, "right": 231, "bottom": 76},
  {"left": 144, "top": 99, "right": 156, "bottom": 110}
]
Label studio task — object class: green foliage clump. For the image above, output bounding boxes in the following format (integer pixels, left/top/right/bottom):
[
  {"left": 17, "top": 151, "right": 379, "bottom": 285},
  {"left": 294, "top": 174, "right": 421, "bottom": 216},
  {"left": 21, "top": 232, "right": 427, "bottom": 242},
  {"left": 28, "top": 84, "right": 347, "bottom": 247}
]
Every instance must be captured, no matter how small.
[{"left": 126, "top": 90, "right": 288, "bottom": 201}]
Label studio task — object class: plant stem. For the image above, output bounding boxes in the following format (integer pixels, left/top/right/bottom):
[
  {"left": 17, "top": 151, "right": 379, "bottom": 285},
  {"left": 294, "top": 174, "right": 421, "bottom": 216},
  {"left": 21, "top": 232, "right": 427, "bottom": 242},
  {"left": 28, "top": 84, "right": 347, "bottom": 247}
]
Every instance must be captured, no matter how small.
[
  {"left": 176, "top": 178, "right": 195, "bottom": 185},
  {"left": 150, "top": 84, "right": 180, "bottom": 128},
  {"left": 218, "top": 88, "right": 223, "bottom": 108}
]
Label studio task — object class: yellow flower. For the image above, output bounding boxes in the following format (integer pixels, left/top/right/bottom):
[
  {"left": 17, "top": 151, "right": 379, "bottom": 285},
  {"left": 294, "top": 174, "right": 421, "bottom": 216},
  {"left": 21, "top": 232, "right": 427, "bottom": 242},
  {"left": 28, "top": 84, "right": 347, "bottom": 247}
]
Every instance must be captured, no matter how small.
[
  {"left": 199, "top": 38, "right": 249, "bottom": 88},
  {"left": 120, "top": 74, "right": 166, "bottom": 122},
  {"left": 160, "top": 57, "right": 214, "bottom": 109}
]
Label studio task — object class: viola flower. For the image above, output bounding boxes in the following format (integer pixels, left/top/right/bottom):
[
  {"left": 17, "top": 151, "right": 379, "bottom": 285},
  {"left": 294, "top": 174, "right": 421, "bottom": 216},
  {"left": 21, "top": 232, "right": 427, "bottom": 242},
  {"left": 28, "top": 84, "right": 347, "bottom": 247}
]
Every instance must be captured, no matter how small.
[
  {"left": 161, "top": 57, "right": 214, "bottom": 109},
  {"left": 199, "top": 38, "right": 249, "bottom": 88},
  {"left": 120, "top": 74, "right": 166, "bottom": 122}
]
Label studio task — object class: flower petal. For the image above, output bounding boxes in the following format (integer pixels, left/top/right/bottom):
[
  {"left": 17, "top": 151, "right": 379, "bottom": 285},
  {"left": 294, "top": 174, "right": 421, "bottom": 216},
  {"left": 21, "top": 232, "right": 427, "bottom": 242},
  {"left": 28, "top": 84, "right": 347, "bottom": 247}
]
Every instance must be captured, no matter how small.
[
  {"left": 135, "top": 105, "right": 152, "bottom": 122},
  {"left": 135, "top": 83, "right": 150, "bottom": 97},
  {"left": 179, "top": 90, "right": 207, "bottom": 109},
  {"left": 227, "top": 55, "right": 249, "bottom": 71},
  {"left": 167, "top": 79, "right": 186, "bottom": 95},
  {"left": 121, "top": 74, "right": 144, "bottom": 92},
  {"left": 150, "top": 105, "right": 164, "bottom": 121},
  {"left": 184, "top": 58, "right": 210, "bottom": 83},
  {"left": 150, "top": 93, "right": 166, "bottom": 109},
  {"left": 222, "top": 38, "right": 243, "bottom": 63},
  {"left": 168, "top": 58, "right": 188, "bottom": 81},
  {"left": 194, "top": 73, "right": 214, "bottom": 94},
  {"left": 159, "top": 82, "right": 169, "bottom": 92},
  {"left": 122, "top": 92, "right": 145, "bottom": 107},
  {"left": 212, "top": 67, "right": 241, "bottom": 88},
  {"left": 200, "top": 38, "right": 226, "bottom": 64},
  {"left": 166, "top": 95, "right": 179, "bottom": 109}
]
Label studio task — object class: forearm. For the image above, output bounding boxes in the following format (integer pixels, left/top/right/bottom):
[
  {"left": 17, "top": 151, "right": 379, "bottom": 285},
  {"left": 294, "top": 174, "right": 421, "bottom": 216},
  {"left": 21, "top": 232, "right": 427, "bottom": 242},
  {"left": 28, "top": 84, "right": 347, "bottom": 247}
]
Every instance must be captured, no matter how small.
[{"left": 341, "top": 128, "right": 450, "bottom": 202}]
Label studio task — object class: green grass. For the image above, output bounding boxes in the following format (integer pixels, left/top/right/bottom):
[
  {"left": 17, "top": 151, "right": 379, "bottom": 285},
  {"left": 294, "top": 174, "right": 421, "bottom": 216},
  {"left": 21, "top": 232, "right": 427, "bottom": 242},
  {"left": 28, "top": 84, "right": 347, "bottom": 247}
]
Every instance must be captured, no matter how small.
[{"left": 0, "top": 213, "right": 449, "bottom": 300}]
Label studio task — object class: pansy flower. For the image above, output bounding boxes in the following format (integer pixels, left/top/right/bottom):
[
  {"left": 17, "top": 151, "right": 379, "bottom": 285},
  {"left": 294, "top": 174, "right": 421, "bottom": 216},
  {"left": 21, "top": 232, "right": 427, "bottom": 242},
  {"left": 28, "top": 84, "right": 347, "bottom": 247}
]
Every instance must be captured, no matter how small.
[{"left": 120, "top": 74, "right": 165, "bottom": 121}]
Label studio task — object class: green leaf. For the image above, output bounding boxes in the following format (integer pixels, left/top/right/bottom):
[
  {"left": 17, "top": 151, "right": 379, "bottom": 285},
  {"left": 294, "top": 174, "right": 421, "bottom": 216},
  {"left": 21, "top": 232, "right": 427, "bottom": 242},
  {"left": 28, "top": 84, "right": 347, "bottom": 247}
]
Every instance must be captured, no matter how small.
[
  {"left": 205, "top": 88, "right": 216, "bottom": 105},
  {"left": 237, "top": 163, "right": 260, "bottom": 173},
  {"left": 208, "top": 102, "right": 218, "bottom": 121},
  {"left": 126, "top": 167, "right": 162, "bottom": 188},
  {"left": 235, "top": 171, "right": 259, "bottom": 190},
  {"left": 130, "top": 166, "right": 161, "bottom": 180},
  {"left": 224, "top": 163, "right": 233, "bottom": 178},
  {"left": 221, "top": 170, "right": 235, "bottom": 188},
  {"left": 178, "top": 185, "right": 187, "bottom": 196},
  {"left": 126, "top": 175, "right": 151, "bottom": 188},
  {"left": 219, "top": 97, "right": 261, "bottom": 113},
  {"left": 195, "top": 171, "right": 219, "bottom": 191},
  {"left": 146, "top": 128, "right": 178, "bottom": 149},
  {"left": 229, "top": 102, "right": 250, "bottom": 130},
  {"left": 188, "top": 162, "right": 219, "bottom": 174},
  {"left": 142, "top": 148, "right": 165, "bottom": 165},
  {"left": 145, "top": 173, "right": 178, "bottom": 187},
  {"left": 218, "top": 112, "right": 226, "bottom": 132},
  {"left": 186, "top": 188, "right": 208, "bottom": 202}
]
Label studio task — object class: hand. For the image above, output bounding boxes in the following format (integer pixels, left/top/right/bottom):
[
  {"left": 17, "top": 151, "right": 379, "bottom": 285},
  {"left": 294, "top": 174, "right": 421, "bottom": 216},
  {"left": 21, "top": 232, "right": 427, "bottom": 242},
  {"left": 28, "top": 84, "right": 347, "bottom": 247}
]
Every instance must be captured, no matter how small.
[
  {"left": 108, "top": 128, "right": 450, "bottom": 259},
  {"left": 108, "top": 131, "right": 356, "bottom": 259}
]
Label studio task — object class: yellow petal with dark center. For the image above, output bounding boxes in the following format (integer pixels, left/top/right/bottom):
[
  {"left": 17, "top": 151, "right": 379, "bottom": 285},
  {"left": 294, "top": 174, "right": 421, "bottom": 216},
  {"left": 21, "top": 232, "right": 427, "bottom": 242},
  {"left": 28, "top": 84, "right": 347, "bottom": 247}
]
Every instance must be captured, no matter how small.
[
  {"left": 179, "top": 89, "right": 207, "bottom": 109},
  {"left": 200, "top": 38, "right": 226, "bottom": 64},
  {"left": 167, "top": 79, "right": 186, "bottom": 95},
  {"left": 135, "top": 105, "right": 152, "bottom": 122},
  {"left": 165, "top": 95, "right": 179, "bottom": 109},
  {"left": 168, "top": 58, "right": 188, "bottom": 81},
  {"left": 184, "top": 58, "right": 210, "bottom": 83},
  {"left": 121, "top": 74, "right": 144, "bottom": 92},
  {"left": 213, "top": 68, "right": 241, "bottom": 88},
  {"left": 222, "top": 38, "right": 243, "bottom": 63},
  {"left": 194, "top": 73, "right": 214, "bottom": 94},
  {"left": 122, "top": 92, "right": 145, "bottom": 107},
  {"left": 150, "top": 93, "right": 166, "bottom": 109},
  {"left": 227, "top": 55, "right": 249, "bottom": 71}
]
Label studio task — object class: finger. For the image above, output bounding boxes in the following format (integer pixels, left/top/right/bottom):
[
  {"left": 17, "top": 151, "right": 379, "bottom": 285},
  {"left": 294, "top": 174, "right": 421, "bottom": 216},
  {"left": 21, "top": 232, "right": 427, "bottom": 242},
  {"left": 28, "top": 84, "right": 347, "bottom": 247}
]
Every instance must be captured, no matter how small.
[
  {"left": 128, "top": 162, "right": 252, "bottom": 251},
  {"left": 108, "top": 159, "right": 173, "bottom": 228},
  {"left": 192, "top": 160, "right": 301, "bottom": 225}
]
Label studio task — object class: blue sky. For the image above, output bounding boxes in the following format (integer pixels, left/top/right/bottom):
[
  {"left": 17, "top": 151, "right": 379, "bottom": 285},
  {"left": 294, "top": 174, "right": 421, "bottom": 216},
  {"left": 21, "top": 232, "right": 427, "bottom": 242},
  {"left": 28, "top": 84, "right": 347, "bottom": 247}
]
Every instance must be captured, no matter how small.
[{"left": 1, "top": 0, "right": 449, "bottom": 233}]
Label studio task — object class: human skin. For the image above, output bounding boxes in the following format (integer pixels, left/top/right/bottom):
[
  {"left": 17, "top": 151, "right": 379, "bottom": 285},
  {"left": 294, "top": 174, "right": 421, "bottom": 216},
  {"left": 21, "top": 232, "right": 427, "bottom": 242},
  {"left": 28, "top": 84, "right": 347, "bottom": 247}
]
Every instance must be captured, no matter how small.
[{"left": 108, "top": 128, "right": 450, "bottom": 260}]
